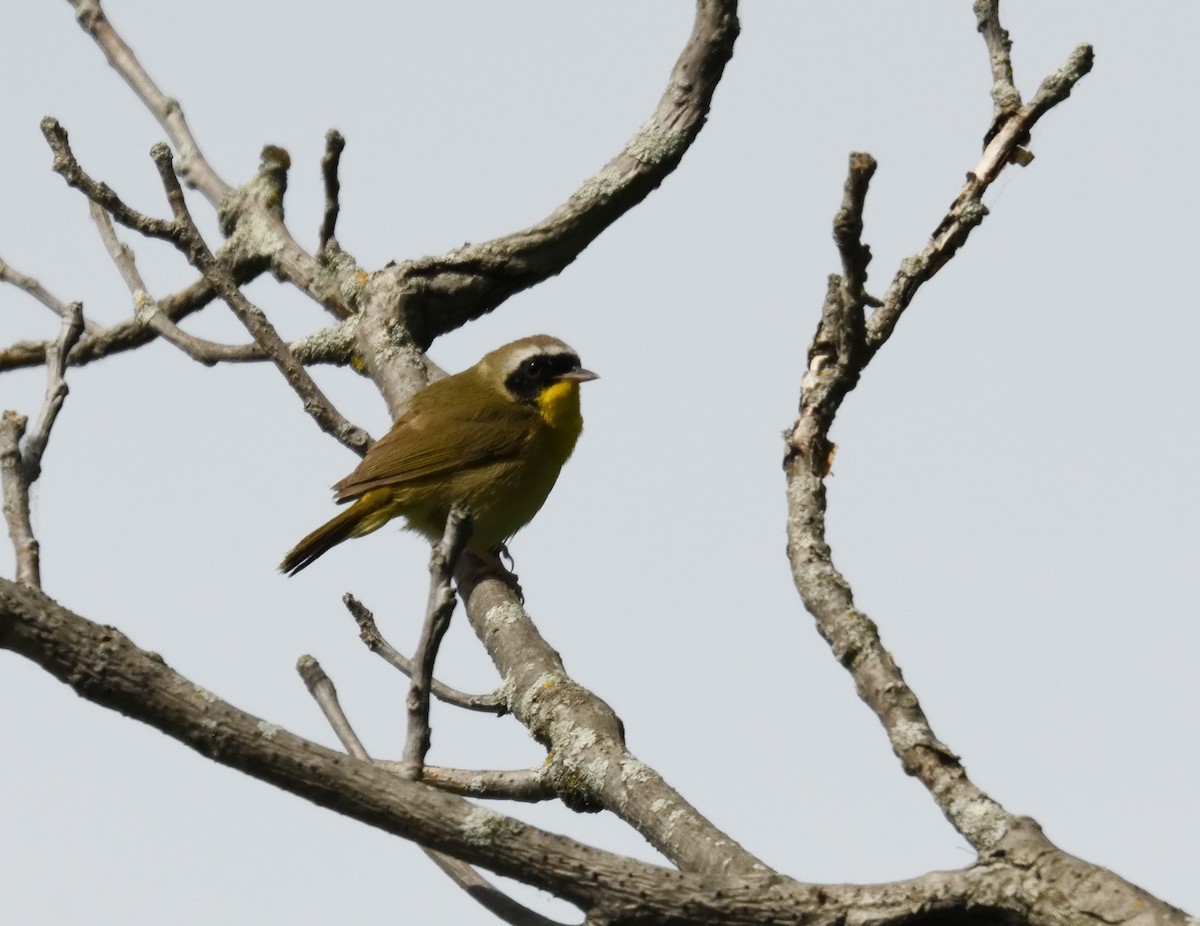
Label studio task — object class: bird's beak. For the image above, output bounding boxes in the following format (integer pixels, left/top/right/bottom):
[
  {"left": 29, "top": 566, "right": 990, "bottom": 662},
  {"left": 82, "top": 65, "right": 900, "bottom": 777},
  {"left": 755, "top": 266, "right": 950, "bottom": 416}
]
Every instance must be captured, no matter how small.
[{"left": 558, "top": 368, "right": 599, "bottom": 383}]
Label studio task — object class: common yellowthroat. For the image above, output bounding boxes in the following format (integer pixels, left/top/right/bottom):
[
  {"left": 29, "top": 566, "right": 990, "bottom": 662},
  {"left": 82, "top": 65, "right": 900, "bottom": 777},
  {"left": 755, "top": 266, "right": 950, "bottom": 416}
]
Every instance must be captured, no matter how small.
[{"left": 280, "top": 335, "right": 597, "bottom": 575}]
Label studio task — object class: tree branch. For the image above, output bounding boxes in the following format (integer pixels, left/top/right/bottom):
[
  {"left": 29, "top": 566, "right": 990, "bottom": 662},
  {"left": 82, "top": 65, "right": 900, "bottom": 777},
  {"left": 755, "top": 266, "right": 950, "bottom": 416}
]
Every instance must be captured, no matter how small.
[
  {"left": 39, "top": 119, "right": 372, "bottom": 456},
  {"left": 401, "top": 506, "right": 474, "bottom": 779},
  {"left": 0, "top": 257, "right": 103, "bottom": 335},
  {"left": 0, "top": 413, "right": 38, "bottom": 586},
  {"left": 68, "top": 0, "right": 230, "bottom": 203},
  {"left": 23, "top": 302, "right": 84, "bottom": 481},
  {"left": 865, "top": 42, "right": 1094, "bottom": 353},
  {"left": 88, "top": 201, "right": 256, "bottom": 366},
  {"left": 319, "top": 129, "right": 345, "bottom": 251},
  {"left": 1, "top": 302, "right": 85, "bottom": 587},
  {"left": 405, "top": 765, "right": 554, "bottom": 804},
  {"left": 299, "top": 636, "right": 566, "bottom": 925},
  {"left": 0, "top": 578, "right": 1186, "bottom": 926},
  {"left": 343, "top": 592, "right": 505, "bottom": 713},
  {"left": 455, "top": 559, "right": 767, "bottom": 878},
  {"left": 349, "top": 0, "right": 740, "bottom": 417},
  {"left": 784, "top": 10, "right": 1094, "bottom": 853}
]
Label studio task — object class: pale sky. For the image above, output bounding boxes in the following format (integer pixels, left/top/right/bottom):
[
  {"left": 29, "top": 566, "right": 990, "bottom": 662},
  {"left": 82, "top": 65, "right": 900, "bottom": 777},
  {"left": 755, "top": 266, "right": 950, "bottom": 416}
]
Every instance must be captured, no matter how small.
[{"left": 2, "top": 2, "right": 1197, "bottom": 923}]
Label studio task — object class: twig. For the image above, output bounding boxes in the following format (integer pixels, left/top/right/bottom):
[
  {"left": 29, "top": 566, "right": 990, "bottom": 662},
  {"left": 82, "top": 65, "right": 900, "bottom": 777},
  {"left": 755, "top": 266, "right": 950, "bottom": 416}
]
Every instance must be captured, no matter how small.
[
  {"left": 2, "top": 275, "right": 224, "bottom": 373},
  {"left": 24, "top": 303, "right": 84, "bottom": 480},
  {"left": 974, "top": 0, "right": 1020, "bottom": 135},
  {"left": 785, "top": 17, "right": 1094, "bottom": 852},
  {"left": 319, "top": 130, "right": 345, "bottom": 251},
  {"left": 400, "top": 506, "right": 474, "bottom": 780},
  {"left": 2, "top": 284, "right": 355, "bottom": 372},
  {"left": 832, "top": 152, "right": 878, "bottom": 311},
  {"left": 343, "top": 593, "right": 505, "bottom": 714},
  {"left": 0, "top": 413, "right": 38, "bottom": 586},
  {"left": 425, "top": 853, "right": 575, "bottom": 926},
  {"left": 0, "top": 257, "right": 103, "bottom": 335},
  {"left": 383, "top": 764, "right": 553, "bottom": 803},
  {"left": 69, "top": 0, "right": 229, "bottom": 204},
  {"left": 1, "top": 302, "right": 86, "bottom": 587},
  {"left": 298, "top": 632, "right": 561, "bottom": 926},
  {"left": 865, "top": 42, "right": 1094, "bottom": 352},
  {"left": 1, "top": 299, "right": 84, "bottom": 585},
  {"left": 89, "top": 202, "right": 254, "bottom": 367},
  {"left": 40, "top": 119, "right": 371, "bottom": 457},
  {"left": 297, "top": 655, "right": 370, "bottom": 759}
]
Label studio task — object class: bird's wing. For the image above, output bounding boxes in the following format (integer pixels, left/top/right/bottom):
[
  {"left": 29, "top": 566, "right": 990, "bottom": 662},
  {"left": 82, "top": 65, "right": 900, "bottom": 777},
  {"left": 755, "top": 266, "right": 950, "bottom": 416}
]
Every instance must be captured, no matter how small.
[{"left": 332, "top": 402, "right": 533, "bottom": 500}]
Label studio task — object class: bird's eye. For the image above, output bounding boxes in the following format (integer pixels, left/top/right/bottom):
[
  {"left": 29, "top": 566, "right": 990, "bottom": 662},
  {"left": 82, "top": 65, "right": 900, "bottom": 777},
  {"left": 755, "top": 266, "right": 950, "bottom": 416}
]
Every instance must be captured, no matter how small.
[{"left": 522, "top": 357, "right": 550, "bottom": 378}]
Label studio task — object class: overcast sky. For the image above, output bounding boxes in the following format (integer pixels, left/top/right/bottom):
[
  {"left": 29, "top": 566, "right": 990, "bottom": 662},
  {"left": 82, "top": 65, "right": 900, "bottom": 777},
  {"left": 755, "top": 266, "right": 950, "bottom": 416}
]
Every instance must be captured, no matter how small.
[{"left": 2, "top": 2, "right": 1197, "bottom": 923}]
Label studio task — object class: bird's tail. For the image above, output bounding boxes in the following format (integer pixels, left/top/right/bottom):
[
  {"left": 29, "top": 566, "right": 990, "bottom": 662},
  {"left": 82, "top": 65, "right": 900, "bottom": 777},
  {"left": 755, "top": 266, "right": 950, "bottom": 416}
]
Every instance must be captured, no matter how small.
[{"left": 279, "top": 491, "right": 394, "bottom": 576}]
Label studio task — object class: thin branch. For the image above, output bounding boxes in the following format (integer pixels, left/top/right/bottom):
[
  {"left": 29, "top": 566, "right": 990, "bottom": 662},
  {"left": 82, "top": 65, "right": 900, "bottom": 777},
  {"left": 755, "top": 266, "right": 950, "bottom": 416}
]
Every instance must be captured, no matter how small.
[
  {"left": 319, "top": 130, "right": 345, "bottom": 251},
  {"left": 974, "top": 0, "right": 1020, "bottom": 134},
  {"left": 392, "top": 764, "right": 554, "bottom": 803},
  {"left": 68, "top": 1, "right": 354, "bottom": 323},
  {"left": 400, "top": 506, "right": 474, "bottom": 780},
  {"left": 425, "top": 853, "right": 577, "bottom": 926},
  {"left": 24, "top": 302, "right": 84, "bottom": 480},
  {"left": 146, "top": 142, "right": 371, "bottom": 454},
  {"left": 832, "top": 152, "right": 878, "bottom": 311},
  {"left": 865, "top": 42, "right": 1094, "bottom": 352},
  {"left": 0, "top": 413, "right": 38, "bottom": 586},
  {"left": 40, "top": 119, "right": 371, "bottom": 456},
  {"left": 0, "top": 577, "right": 692, "bottom": 914},
  {"left": 89, "top": 202, "right": 254, "bottom": 367},
  {"left": 298, "top": 624, "right": 567, "bottom": 926},
  {"left": 297, "top": 655, "right": 370, "bottom": 759},
  {"left": 1, "top": 301, "right": 85, "bottom": 587},
  {"left": 343, "top": 593, "right": 505, "bottom": 714},
  {"left": 69, "top": 0, "right": 230, "bottom": 203},
  {"left": 0, "top": 257, "right": 103, "bottom": 335},
  {"left": 784, "top": 23, "right": 1095, "bottom": 852},
  {"left": 350, "top": 0, "right": 741, "bottom": 369},
  {"left": 2, "top": 274, "right": 227, "bottom": 373},
  {"left": 2, "top": 283, "right": 356, "bottom": 371}
]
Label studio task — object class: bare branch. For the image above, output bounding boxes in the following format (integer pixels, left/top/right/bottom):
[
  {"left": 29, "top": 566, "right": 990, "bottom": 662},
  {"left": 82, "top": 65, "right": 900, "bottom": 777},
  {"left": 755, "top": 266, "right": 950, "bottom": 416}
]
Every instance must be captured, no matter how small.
[
  {"left": 2, "top": 274, "right": 225, "bottom": 373},
  {"left": 351, "top": 0, "right": 740, "bottom": 382},
  {"left": 89, "top": 202, "right": 254, "bottom": 366},
  {"left": 425, "top": 853, "right": 577, "bottom": 926},
  {"left": 0, "top": 413, "right": 38, "bottom": 586},
  {"left": 865, "top": 42, "right": 1094, "bottom": 352},
  {"left": 68, "top": 0, "right": 230, "bottom": 203},
  {"left": 150, "top": 145, "right": 371, "bottom": 453},
  {"left": 298, "top": 632, "right": 561, "bottom": 926},
  {"left": 974, "top": 0, "right": 1020, "bottom": 131},
  {"left": 0, "top": 257, "right": 103, "bottom": 335},
  {"left": 455, "top": 558, "right": 768, "bottom": 876},
  {"left": 832, "top": 152, "right": 879, "bottom": 311},
  {"left": 23, "top": 302, "right": 84, "bottom": 480},
  {"left": 40, "top": 120, "right": 371, "bottom": 456},
  {"left": 0, "top": 577, "right": 682, "bottom": 914},
  {"left": 344, "top": 593, "right": 505, "bottom": 714},
  {"left": 297, "top": 655, "right": 370, "bottom": 759},
  {"left": 785, "top": 17, "right": 1095, "bottom": 853},
  {"left": 400, "top": 765, "right": 554, "bottom": 804},
  {"left": 401, "top": 506, "right": 474, "bottom": 780},
  {"left": 1, "top": 576, "right": 1186, "bottom": 926},
  {"left": 1, "top": 300, "right": 85, "bottom": 586},
  {"left": 319, "top": 130, "right": 345, "bottom": 251}
]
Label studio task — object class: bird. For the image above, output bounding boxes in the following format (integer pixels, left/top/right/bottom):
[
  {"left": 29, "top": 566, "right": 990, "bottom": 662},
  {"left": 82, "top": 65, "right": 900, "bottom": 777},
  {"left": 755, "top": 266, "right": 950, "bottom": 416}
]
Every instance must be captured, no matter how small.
[{"left": 280, "top": 334, "right": 597, "bottom": 575}]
